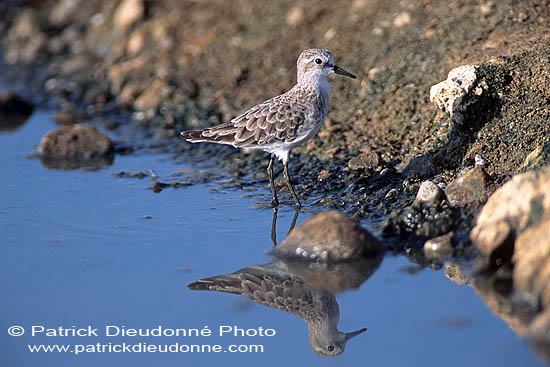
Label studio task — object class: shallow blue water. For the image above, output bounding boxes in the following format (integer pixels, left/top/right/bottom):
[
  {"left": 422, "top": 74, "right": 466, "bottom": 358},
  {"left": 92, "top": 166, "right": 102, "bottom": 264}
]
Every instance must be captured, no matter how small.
[{"left": 0, "top": 111, "right": 542, "bottom": 366}]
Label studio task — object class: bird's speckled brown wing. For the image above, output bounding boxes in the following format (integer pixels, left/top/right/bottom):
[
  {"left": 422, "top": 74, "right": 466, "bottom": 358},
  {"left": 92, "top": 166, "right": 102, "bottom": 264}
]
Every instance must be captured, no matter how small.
[
  {"left": 188, "top": 265, "right": 318, "bottom": 320},
  {"left": 235, "top": 273, "right": 317, "bottom": 318},
  {"left": 183, "top": 94, "right": 307, "bottom": 147}
]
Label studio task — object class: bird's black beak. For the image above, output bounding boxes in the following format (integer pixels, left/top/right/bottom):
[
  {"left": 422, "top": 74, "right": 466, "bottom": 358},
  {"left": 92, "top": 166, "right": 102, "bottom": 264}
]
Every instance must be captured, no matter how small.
[
  {"left": 333, "top": 65, "right": 356, "bottom": 79},
  {"left": 344, "top": 328, "right": 367, "bottom": 340}
]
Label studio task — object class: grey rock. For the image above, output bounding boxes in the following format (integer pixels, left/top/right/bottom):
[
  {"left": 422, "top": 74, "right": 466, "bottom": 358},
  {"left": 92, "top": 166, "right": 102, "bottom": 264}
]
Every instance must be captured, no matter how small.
[
  {"left": 0, "top": 91, "right": 34, "bottom": 132},
  {"left": 415, "top": 180, "right": 446, "bottom": 206}
]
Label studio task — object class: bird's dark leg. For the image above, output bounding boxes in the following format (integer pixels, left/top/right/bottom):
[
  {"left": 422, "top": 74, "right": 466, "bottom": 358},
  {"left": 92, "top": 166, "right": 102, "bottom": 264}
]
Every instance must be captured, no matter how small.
[
  {"left": 267, "top": 155, "right": 279, "bottom": 207},
  {"left": 287, "top": 207, "right": 300, "bottom": 235},
  {"left": 271, "top": 207, "right": 278, "bottom": 247},
  {"left": 283, "top": 161, "right": 301, "bottom": 209}
]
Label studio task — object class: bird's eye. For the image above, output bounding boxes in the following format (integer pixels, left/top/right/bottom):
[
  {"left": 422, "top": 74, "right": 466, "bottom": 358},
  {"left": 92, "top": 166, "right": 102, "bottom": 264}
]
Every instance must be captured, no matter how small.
[
  {"left": 315, "top": 58, "right": 323, "bottom": 65},
  {"left": 327, "top": 345, "right": 335, "bottom": 352}
]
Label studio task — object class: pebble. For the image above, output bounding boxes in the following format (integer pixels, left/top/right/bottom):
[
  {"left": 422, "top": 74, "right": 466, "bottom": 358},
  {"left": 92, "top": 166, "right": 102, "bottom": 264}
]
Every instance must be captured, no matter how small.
[{"left": 38, "top": 124, "right": 113, "bottom": 159}]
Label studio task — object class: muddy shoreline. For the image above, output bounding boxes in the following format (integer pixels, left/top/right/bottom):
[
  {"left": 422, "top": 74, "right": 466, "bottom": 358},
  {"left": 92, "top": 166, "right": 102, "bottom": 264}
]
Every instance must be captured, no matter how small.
[{"left": 1, "top": 0, "right": 549, "bottom": 358}]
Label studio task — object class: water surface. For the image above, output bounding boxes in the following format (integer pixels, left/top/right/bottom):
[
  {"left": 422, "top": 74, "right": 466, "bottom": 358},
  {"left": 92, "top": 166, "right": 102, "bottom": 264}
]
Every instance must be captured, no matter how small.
[{"left": 0, "top": 110, "right": 541, "bottom": 366}]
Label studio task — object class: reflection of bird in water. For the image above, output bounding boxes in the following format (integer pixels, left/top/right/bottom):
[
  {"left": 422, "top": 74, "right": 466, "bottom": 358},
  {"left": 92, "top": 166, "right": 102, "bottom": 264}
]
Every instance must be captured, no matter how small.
[{"left": 188, "top": 261, "right": 366, "bottom": 356}]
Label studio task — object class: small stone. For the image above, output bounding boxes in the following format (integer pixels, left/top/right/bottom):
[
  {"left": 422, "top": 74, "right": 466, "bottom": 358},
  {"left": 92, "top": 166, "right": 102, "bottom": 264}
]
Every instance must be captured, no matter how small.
[
  {"left": 415, "top": 180, "right": 446, "bottom": 206},
  {"left": 367, "top": 67, "right": 383, "bottom": 80},
  {"left": 479, "top": 2, "right": 494, "bottom": 15},
  {"left": 49, "top": 0, "right": 82, "bottom": 27},
  {"left": 444, "top": 263, "right": 470, "bottom": 286},
  {"left": 38, "top": 124, "right": 113, "bottom": 159},
  {"left": 445, "top": 166, "right": 488, "bottom": 207},
  {"left": 379, "top": 167, "right": 395, "bottom": 176},
  {"left": 318, "top": 169, "right": 331, "bottom": 181},
  {"left": 516, "top": 12, "right": 528, "bottom": 23},
  {"left": 348, "top": 152, "right": 379, "bottom": 170},
  {"left": 424, "top": 232, "right": 454, "bottom": 260},
  {"left": 273, "top": 211, "right": 383, "bottom": 262},
  {"left": 7, "top": 9, "right": 42, "bottom": 40},
  {"left": 113, "top": 0, "right": 145, "bottom": 31},
  {"left": 323, "top": 27, "right": 336, "bottom": 41},
  {"left": 126, "top": 29, "right": 145, "bottom": 55},
  {"left": 393, "top": 12, "right": 411, "bottom": 27},
  {"left": 286, "top": 6, "right": 304, "bottom": 27},
  {"left": 385, "top": 188, "right": 399, "bottom": 200},
  {"left": 118, "top": 80, "right": 142, "bottom": 104},
  {"left": 474, "top": 154, "right": 485, "bottom": 166},
  {"left": 399, "top": 155, "right": 435, "bottom": 178}
]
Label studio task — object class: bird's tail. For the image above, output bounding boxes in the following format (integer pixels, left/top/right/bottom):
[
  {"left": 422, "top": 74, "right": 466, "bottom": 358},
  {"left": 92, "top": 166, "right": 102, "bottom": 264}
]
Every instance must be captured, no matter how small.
[
  {"left": 188, "top": 273, "right": 245, "bottom": 295},
  {"left": 180, "top": 122, "right": 239, "bottom": 145},
  {"left": 179, "top": 130, "right": 206, "bottom": 141}
]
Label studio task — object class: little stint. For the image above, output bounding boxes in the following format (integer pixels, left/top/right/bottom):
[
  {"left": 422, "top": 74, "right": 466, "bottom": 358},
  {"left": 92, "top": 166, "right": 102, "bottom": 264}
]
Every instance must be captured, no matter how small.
[{"left": 180, "top": 48, "right": 356, "bottom": 208}]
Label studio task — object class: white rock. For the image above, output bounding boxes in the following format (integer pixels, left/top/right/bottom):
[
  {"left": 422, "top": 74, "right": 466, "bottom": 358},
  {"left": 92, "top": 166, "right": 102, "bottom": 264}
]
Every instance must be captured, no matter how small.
[{"left": 430, "top": 65, "right": 480, "bottom": 125}]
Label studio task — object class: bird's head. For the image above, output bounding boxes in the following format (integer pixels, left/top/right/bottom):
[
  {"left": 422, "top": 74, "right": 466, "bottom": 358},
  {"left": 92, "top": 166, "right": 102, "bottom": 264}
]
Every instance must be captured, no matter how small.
[
  {"left": 297, "top": 48, "right": 356, "bottom": 85},
  {"left": 309, "top": 326, "right": 367, "bottom": 357}
]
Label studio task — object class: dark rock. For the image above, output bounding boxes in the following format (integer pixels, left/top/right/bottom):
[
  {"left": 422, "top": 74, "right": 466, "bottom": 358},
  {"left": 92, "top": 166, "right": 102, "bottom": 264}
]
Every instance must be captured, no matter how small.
[
  {"left": 445, "top": 166, "right": 489, "bottom": 207},
  {"left": 38, "top": 124, "right": 113, "bottom": 159},
  {"left": 180, "top": 77, "right": 200, "bottom": 99},
  {"left": 151, "top": 181, "right": 168, "bottom": 193},
  {"left": 382, "top": 200, "right": 456, "bottom": 241},
  {"left": 272, "top": 211, "right": 383, "bottom": 262},
  {"left": 399, "top": 156, "right": 436, "bottom": 178},
  {"left": 0, "top": 91, "right": 34, "bottom": 131}
]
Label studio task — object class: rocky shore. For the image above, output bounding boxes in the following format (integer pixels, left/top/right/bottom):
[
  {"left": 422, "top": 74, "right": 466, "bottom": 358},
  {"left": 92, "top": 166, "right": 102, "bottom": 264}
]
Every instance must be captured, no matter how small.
[{"left": 1, "top": 0, "right": 548, "bottom": 358}]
